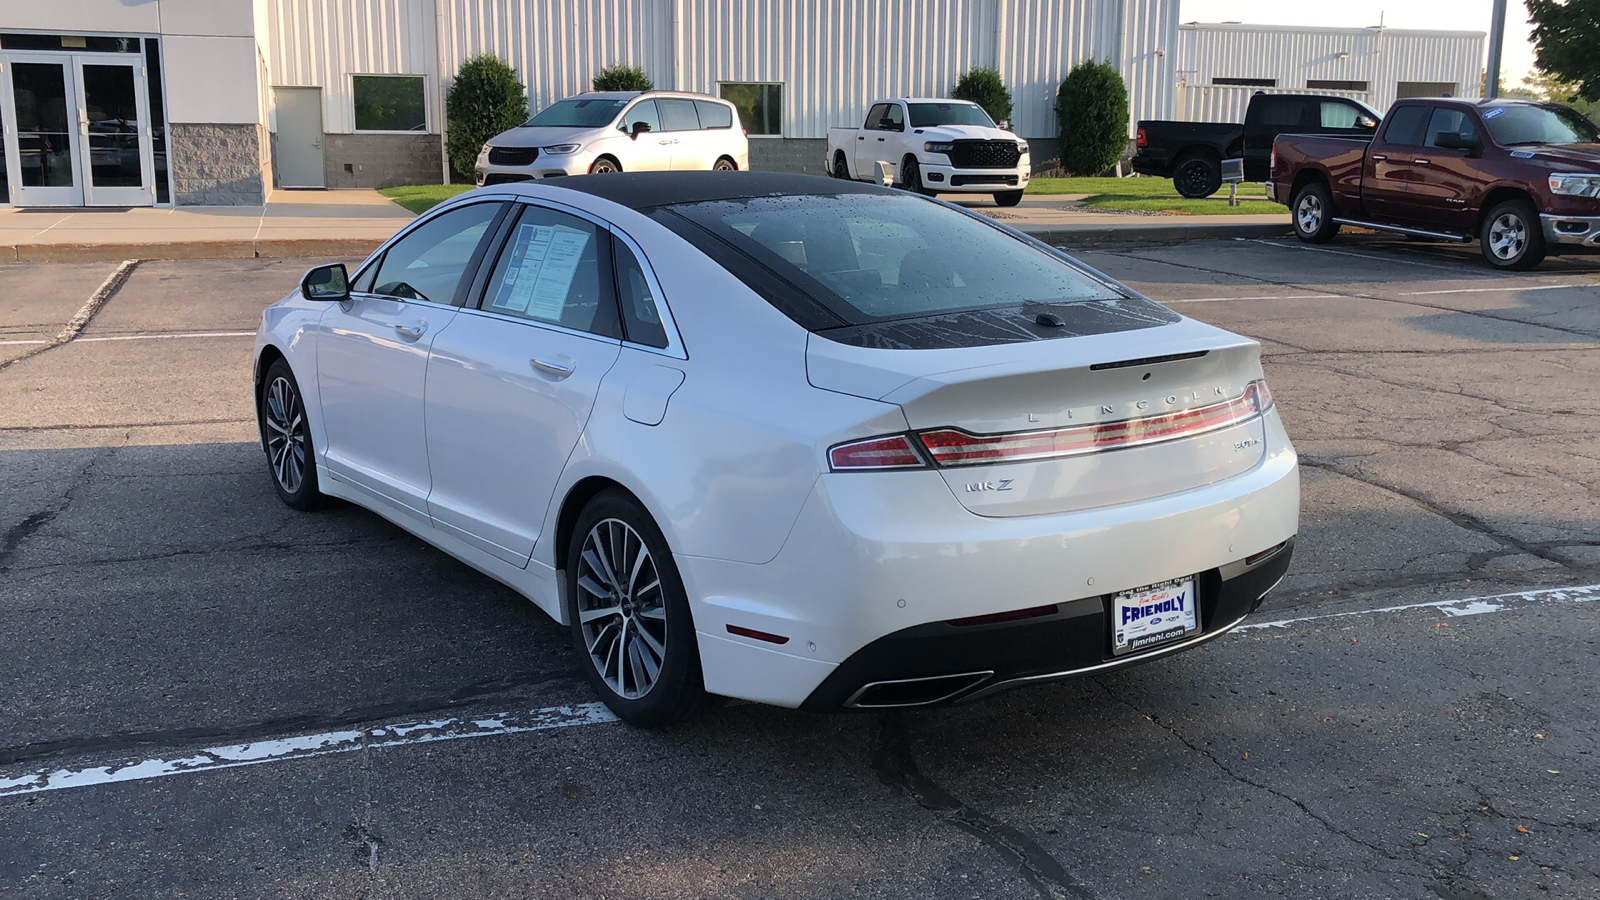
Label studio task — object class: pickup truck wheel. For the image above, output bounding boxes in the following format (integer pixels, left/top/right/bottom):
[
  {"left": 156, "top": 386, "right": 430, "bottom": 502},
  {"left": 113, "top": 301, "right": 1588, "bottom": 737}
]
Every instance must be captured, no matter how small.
[
  {"left": 1481, "top": 200, "right": 1546, "bottom": 271},
  {"left": 994, "top": 190, "right": 1024, "bottom": 207},
  {"left": 1291, "top": 183, "right": 1339, "bottom": 244},
  {"left": 1174, "top": 155, "right": 1221, "bottom": 199},
  {"left": 832, "top": 151, "right": 850, "bottom": 180},
  {"left": 900, "top": 157, "right": 935, "bottom": 196}
]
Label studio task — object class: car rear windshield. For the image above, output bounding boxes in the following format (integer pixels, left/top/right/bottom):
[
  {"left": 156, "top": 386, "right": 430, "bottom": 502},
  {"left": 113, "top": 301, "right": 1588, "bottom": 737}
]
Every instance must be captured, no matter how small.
[
  {"left": 908, "top": 102, "right": 995, "bottom": 128},
  {"left": 524, "top": 98, "right": 627, "bottom": 128},
  {"left": 655, "top": 193, "right": 1124, "bottom": 328},
  {"left": 1484, "top": 104, "right": 1600, "bottom": 146}
]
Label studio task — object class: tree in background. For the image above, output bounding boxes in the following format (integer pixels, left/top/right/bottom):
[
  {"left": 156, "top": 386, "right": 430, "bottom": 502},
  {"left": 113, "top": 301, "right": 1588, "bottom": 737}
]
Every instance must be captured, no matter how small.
[
  {"left": 1518, "top": 69, "right": 1600, "bottom": 122},
  {"left": 1527, "top": 0, "right": 1600, "bottom": 100},
  {"left": 1055, "top": 60, "right": 1128, "bottom": 176},
  {"left": 950, "top": 67, "right": 1013, "bottom": 126},
  {"left": 445, "top": 55, "right": 528, "bottom": 179},
  {"left": 592, "top": 65, "right": 654, "bottom": 92}
]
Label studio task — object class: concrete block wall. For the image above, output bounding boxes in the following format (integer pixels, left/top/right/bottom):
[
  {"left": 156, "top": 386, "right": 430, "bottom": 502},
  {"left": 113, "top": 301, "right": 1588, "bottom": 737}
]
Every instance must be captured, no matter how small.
[
  {"left": 321, "top": 134, "right": 443, "bottom": 189},
  {"left": 168, "top": 123, "right": 269, "bottom": 206}
]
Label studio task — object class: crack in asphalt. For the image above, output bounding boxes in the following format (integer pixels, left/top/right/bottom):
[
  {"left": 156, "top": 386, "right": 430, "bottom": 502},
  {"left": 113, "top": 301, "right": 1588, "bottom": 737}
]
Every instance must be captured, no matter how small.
[
  {"left": 0, "top": 450, "right": 111, "bottom": 571},
  {"left": 0, "top": 669, "right": 585, "bottom": 768},
  {"left": 0, "top": 260, "right": 139, "bottom": 375},
  {"left": 871, "top": 715, "right": 1093, "bottom": 900}
]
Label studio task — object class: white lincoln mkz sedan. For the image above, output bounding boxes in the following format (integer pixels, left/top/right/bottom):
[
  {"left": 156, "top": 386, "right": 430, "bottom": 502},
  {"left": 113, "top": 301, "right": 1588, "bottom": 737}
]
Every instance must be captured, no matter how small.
[{"left": 254, "top": 173, "right": 1299, "bottom": 727}]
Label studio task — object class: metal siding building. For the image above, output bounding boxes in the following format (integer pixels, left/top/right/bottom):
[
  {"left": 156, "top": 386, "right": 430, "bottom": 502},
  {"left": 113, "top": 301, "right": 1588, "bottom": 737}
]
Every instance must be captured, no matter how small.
[{"left": 1173, "top": 22, "right": 1485, "bottom": 123}]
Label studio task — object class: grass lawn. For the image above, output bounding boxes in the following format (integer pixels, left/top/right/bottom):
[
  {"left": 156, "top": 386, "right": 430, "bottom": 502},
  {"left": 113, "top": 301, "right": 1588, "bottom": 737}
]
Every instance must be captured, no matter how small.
[
  {"left": 380, "top": 184, "right": 475, "bottom": 214},
  {"left": 1026, "top": 176, "right": 1280, "bottom": 216}
]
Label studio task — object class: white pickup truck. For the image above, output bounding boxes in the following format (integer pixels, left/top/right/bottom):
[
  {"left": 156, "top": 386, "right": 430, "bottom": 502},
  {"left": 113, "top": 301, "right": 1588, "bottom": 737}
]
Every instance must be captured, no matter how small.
[{"left": 826, "top": 98, "right": 1031, "bottom": 206}]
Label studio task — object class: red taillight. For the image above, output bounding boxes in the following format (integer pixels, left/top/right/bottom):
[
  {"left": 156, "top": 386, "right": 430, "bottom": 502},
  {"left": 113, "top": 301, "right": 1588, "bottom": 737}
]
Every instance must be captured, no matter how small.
[
  {"left": 1136, "top": 126, "right": 1147, "bottom": 148},
  {"left": 828, "top": 434, "right": 927, "bottom": 470},
  {"left": 948, "top": 604, "right": 1058, "bottom": 627},
  {"left": 1270, "top": 145, "right": 1277, "bottom": 174},
  {"left": 918, "top": 381, "right": 1273, "bottom": 468}
]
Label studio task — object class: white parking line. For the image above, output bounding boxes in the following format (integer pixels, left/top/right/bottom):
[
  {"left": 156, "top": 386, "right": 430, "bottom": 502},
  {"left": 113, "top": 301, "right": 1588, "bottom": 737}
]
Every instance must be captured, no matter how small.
[
  {"left": 1234, "top": 237, "right": 1497, "bottom": 275},
  {"left": 1166, "top": 294, "right": 1329, "bottom": 304},
  {"left": 0, "top": 703, "right": 617, "bottom": 798},
  {"left": 0, "top": 339, "right": 50, "bottom": 346},
  {"left": 1237, "top": 582, "right": 1600, "bottom": 633},
  {"left": 4, "top": 582, "right": 1596, "bottom": 798},
  {"left": 1399, "top": 284, "right": 1583, "bottom": 296},
  {"left": 74, "top": 331, "right": 257, "bottom": 343}
]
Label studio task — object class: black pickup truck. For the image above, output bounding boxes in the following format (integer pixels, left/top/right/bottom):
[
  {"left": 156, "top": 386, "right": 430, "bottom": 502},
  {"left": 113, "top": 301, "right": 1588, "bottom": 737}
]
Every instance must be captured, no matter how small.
[{"left": 1132, "top": 93, "right": 1382, "bottom": 197}]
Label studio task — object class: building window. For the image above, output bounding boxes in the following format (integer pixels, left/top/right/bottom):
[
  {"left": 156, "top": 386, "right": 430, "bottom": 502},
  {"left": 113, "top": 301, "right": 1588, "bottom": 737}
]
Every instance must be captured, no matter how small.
[
  {"left": 719, "top": 83, "right": 782, "bottom": 136},
  {"left": 353, "top": 75, "right": 426, "bottom": 132},
  {"left": 1308, "top": 79, "right": 1370, "bottom": 92},
  {"left": 1213, "top": 77, "right": 1277, "bottom": 87},
  {"left": 1396, "top": 81, "right": 1457, "bottom": 99}
]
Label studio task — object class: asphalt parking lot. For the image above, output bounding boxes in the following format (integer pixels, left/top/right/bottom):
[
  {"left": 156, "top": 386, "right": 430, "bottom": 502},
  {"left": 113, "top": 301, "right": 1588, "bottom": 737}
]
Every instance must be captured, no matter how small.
[{"left": 1, "top": 237, "right": 1597, "bottom": 900}]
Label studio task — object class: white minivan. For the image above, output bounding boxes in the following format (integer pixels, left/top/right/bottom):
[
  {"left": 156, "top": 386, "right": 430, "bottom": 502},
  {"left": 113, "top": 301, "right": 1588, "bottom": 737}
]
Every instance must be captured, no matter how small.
[{"left": 476, "top": 91, "right": 750, "bottom": 184}]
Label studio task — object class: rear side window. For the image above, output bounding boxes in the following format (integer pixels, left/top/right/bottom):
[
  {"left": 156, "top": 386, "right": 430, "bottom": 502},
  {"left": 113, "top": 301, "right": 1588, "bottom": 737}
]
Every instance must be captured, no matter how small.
[
  {"left": 1381, "top": 106, "right": 1430, "bottom": 146},
  {"left": 612, "top": 242, "right": 669, "bottom": 348},
  {"left": 480, "top": 206, "right": 618, "bottom": 338},
  {"left": 694, "top": 100, "right": 733, "bottom": 129},
  {"left": 366, "top": 202, "right": 502, "bottom": 305},
  {"left": 1423, "top": 108, "right": 1478, "bottom": 148},
  {"left": 657, "top": 98, "right": 701, "bottom": 132},
  {"left": 1259, "top": 99, "right": 1310, "bottom": 128},
  {"left": 661, "top": 193, "right": 1121, "bottom": 325}
]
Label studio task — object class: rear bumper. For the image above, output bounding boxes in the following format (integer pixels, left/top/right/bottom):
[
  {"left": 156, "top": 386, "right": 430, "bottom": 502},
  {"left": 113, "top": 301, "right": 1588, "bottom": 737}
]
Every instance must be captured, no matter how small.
[
  {"left": 681, "top": 411, "right": 1300, "bottom": 709},
  {"left": 1540, "top": 213, "right": 1600, "bottom": 247},
  {"left": 801, "top": 538, "right": 1294, "bottom": 710},
  {"left": 1130, "top": 155, "right": 1170, "bottom": 178}
]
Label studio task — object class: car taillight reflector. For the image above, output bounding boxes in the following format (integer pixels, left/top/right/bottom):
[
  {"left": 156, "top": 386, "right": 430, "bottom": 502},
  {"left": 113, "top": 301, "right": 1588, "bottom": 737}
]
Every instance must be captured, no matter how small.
[
  {"left": 948, "top": 604, "right": 1059, "bottom": 627},
  {"left": 919, "top": 381, "right": 1274, "bottom": 467},
  {"left": 828, "top": 434, "right": 927, "bottom": 470},
  {"left": 1136, "top": 126, "right": 1147, "bottom": 148}
]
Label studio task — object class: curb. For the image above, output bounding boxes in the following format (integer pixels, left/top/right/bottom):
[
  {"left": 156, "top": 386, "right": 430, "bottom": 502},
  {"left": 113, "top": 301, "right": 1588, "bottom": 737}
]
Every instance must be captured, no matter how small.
[
  {"left": 1019, "top": 222, "right": 1292, "bottom": 246},
  {"left": 4, "top": 238, "right": 389, "bottom": 264}
]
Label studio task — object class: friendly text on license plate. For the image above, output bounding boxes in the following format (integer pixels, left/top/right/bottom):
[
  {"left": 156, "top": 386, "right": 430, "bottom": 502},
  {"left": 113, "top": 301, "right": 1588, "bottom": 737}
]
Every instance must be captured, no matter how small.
[{"left": 1111, "top": 577, "right": 1198, "bottom": 656}]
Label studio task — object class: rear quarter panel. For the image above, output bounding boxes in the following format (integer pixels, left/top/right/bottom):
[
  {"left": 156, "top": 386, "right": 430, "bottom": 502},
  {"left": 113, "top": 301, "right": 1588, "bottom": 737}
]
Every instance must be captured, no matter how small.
[{"left": 1273, "top": 134, "right": 1370, "bottom": 213}]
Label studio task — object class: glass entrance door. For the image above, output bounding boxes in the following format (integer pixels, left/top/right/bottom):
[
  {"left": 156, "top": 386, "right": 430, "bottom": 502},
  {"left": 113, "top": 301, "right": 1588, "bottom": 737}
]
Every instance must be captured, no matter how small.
[{"left": 1, "top": 53, "right": 155, "bottom": 206}]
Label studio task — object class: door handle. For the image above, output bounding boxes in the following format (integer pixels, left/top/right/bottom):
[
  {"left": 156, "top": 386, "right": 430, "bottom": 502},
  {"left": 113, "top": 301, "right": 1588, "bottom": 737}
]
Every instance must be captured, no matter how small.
[
  {"left": 393, "top": 321, "right": 427, "bottom": 341},
  {"left": 530, "top": 356, "right": 576, "bottom": 380},
  {"left": 1370, "top": 154, "right": 1387, "bottom": 161},
  {"left": 660, "top": 140, "right": 671, "bottom": 145},
  {"left": 877, "top": 137, "right": 885, "bottom": 142},
  {"left": 1413, "top": 159, "right": 1431, "bottom": 165},
  {"left": 857, "top": 136, "right": 864, "bottom": 140}
]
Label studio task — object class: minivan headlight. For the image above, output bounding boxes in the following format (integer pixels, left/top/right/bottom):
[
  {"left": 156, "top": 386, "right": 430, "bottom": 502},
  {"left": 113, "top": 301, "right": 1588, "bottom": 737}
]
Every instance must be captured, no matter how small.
[{"left": 544, "top": 143, "right": 583, "bottom": 155}]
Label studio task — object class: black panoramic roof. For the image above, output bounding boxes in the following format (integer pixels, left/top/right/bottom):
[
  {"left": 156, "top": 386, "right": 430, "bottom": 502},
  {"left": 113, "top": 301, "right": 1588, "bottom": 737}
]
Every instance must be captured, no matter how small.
[{"left": 548, "top": 171, "right": 889, "bottom": 211}]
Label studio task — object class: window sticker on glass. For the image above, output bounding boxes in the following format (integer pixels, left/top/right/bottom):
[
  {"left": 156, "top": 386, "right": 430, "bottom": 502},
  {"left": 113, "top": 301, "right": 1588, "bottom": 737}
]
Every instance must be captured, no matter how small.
[{"left": 490, "top": 224, "right": 592, "bottom": 319}]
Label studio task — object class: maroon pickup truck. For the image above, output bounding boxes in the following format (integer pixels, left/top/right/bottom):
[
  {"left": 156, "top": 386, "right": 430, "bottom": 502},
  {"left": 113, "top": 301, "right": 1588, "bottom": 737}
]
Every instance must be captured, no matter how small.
[{"left": 1269, "top": 98, "right": 1600, "bottom": 270}]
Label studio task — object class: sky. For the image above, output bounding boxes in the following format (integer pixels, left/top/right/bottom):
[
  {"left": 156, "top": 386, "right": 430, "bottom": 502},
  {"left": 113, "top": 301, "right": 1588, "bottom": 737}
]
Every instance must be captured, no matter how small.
[{"left": 1180, "top": 1, "right": 1539, "bottom": 88}]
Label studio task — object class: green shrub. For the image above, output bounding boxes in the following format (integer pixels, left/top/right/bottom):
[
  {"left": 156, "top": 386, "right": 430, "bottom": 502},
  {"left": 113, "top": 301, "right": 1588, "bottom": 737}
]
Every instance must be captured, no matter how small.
[
  {"left": 951, "top": 67, "right": 1013, "bottom": 126},
  {"left": 444, "top": 55, "right": 528, "bottom": 180},
  {"left": 1055, "top": 60, "right": 1129, "bottom": 176},
  {"left": 592, "top": 64, "right": 654, "bottom": 92}
]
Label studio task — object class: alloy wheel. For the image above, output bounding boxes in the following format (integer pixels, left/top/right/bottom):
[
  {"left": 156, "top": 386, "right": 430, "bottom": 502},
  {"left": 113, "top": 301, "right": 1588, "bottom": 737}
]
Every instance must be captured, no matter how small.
[
  {"left": 263, "top": 375, "right": 307, "bottom": 494},
  {"left": 1177, "top": 160, "right": 1209, "bottom": 197},
  {"left": 575, "top": 518, "right": 668, "bottom": 700},
  {"left": 1488, "top": 213, "right": 1526, "bottom": 260},
  {"left": 1296, "top": 194, "right": 1324, "bottom": 235}
]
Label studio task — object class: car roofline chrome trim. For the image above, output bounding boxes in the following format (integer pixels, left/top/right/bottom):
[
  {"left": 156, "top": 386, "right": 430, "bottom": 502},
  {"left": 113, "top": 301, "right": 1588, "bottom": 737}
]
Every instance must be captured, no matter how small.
[
  {"left": 957, "top": 613, "right": 1251, "bottom": 703},
  {"left": 1330, "top": 218, "right": 1472, "bottom": 243}
]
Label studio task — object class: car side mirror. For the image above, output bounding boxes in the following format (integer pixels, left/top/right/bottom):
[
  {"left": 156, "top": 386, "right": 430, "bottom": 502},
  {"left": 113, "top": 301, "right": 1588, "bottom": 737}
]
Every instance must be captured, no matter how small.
[
  {"left": 1435, "top": 132, "right": 1482, "bottom": 155},
  {"left": 630, "top": 121, "right": 651, "bottom": 139},
  {"left": 301, "top": 263, "right": 349, "bottom": 301},
  {"left": 1357, "top": 116, "right": 1377, "bottom": 130}
]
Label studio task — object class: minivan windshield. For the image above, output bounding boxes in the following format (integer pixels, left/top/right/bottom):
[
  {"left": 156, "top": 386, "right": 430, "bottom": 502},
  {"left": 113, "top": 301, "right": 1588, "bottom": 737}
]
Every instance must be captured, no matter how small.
[
  {"left": 523, "top": 98, "right": 628, "bottom": 128},
  {"left": 908, "top": 102, "right": 996, "bottom": 128},
  {"left": 663, "top": 193, "right": 1121, "bottom": 324},
  {"left": 1483, "top": 104, "right": 1600, "bottom": 146}
]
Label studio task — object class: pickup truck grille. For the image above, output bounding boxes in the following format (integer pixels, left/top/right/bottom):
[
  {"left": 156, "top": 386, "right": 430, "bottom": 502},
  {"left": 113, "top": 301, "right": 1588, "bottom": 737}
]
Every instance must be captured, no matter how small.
[
  {"left": 947, "top": 140, "right": 1022, "bottom": 169},
  {"left": 488, "top": 146, "right": 539, "bottom": 167}
]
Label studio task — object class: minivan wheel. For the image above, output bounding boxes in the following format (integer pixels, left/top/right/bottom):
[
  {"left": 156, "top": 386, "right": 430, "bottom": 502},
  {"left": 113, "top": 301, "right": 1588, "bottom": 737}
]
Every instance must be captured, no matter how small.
[
  {"left": 1292, "top": 182, "right": 1340, "bottom": 244},
  {"left": 589, "top": 157, "right": 621, "bottom": 174},
  {"left": 565, "top": 489, "right": 705, "bottom": 727},
  {"left": 260, "top": 359, "right": 322, "bottom": 511},
  {"left": 713, "top": 156, "right": 737, "bottom": 171},
  {"left": 1481, "top": 200, "right": 1546, "bottom": 271}
]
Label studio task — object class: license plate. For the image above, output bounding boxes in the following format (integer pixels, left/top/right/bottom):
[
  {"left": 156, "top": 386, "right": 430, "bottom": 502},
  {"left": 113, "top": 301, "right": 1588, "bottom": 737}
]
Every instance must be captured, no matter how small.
[{"left": 1111, "top": 577, "right": 1199, "bottom": 656}]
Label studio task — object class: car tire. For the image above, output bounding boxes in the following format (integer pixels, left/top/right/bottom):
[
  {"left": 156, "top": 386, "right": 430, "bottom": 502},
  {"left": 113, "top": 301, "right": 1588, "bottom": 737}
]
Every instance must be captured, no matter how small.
[
  {"left": 994, "top": 190, "right": 1025, "bottom": 207},
  {"left": 1480, "top": 199, "right": 1546, "bottom": 271},
  {"left": 259, "top": 359, "right": 322, "bottom": 511},
  {"left": 713, "top": 156, "right": 737, "bottom": 172},
  {"left": 832, "top": 151, "right": 850, "bottom": 180},
  {"left": 900, "top": 156, "right": 935, "bottom": 196},
  {"left": 1291, "top": 182, "right": 1340, "bottom": 244},
  {"left": 588, "top": 156, "right": 621, "bottom": 174},
  {"left": 1173, "top": 153, "right": 1221, "bottom": 199},
  {"left": 565, "top": 489, "right": 705, "bottom": 728}
]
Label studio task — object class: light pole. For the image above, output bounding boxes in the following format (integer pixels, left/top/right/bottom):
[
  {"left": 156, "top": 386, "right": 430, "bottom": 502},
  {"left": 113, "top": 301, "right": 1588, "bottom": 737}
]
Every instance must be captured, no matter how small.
[{"left": 1485, "top": 0, "right": 1509, "bottom": 99}]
